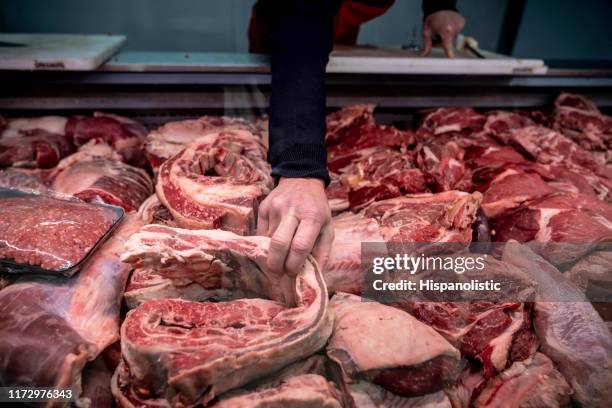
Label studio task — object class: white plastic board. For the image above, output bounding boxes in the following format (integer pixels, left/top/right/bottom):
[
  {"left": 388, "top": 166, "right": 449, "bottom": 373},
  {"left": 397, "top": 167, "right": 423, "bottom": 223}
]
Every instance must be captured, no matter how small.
[
  {"left": 327, "top": 46, "right": 547, "bottom": 75},
  {"left": 0, "top": 34, "right": 126, "bottom": 71}
]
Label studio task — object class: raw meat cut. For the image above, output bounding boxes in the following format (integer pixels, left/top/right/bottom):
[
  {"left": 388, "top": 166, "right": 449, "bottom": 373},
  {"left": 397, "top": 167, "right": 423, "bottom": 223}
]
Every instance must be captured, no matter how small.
[
  {"left": 509, "top": 125, "right": 608, "bottom": 173},
  {"left": 415, "top": 141, "right": 473, "bottom": 192},
  {"left": 145, "top": 116, "right": 264, "bottom": 171},
  {"left": 449, "top": 351, "right": 571, "bottom": 408},
  {"left": 326, "top": 173, "right": 350, "bottom": 212},
  {"left": 211, "top": 374, "right": 342, "bottom": 408},
  {"left": 466, "top": 145, "right": 527, "bottom": 173},
  {"left": 479, "top": 169, "right": 555, "bottom": 218},
  {"left": 555, "top": 92, "right": 599, "bottom": 112},
  {"left": 394, "top": 255, "right": 538, "bottom": 378},
  {"left": 363, "top": 191, "right": 481, "bottom": 243},
  {"left": 492, "top": 192, "right": 612, "bottom": 265},
  {"left": 0, "top": 168, "right": 50, "bottom": 193},
  {"left": 418, "top": 107, "right": 486, "bottom": 136},
  {"left": 345, "top": 382, "right": 451, "bottom": 408},
  {"left": 137, "top": 194, "right": 176, "bottom": 226},
  {"left": 503, "top": 244, "right": 612, "bottom": 407},
  {"left": 466, "top": 143, "right": 603, "bottom": 206},
  {"left": 323, "top": 106, "right": 428, "bottom": 210},
  {"left": 114, "top": 355, "right": 337, "bottom": 408},
  {"left": 156, "top": 131, "right": 273, "bottom": 234},
  {"left": 324, "top": 192, "right": 481, "bottom": 296},
  {"left": 0, "top": 215, "right": 142, "bottom": 401},
  {"left": 324, "top": 212, "right": 385, "bottom": 295},
  {"left": 325, "top": 104, "right": 375, "bottom": 146},
  {"left": 553, "top": 93, "right": 611, "bottom": 161},
  {"left": 123, "top": 211, "right": 380, "bottom": 304},
  {"left": 65, "top": 112, "right": 147, "bottom": 166},
  {"left": 326, "top": 293, "right": 461, "bottom": 397},
  {"left": 0, "top": 129, "right": 74, "bottom": 168},
  {"left": 53, "top": 140, "right": 123, "bottom": 172},
  {"left": 119, "top": 223, "right": 234, "bottom": 308},
  {"left": 115, "top": 225, "right": 332, "bottom": 406},
  {"left": 564, "top": 250, "right": 612, "bottom": 322},
  {"left": 123, "top": 266, "right": 234, "bottom": 309},
  {"left": 250, "top": 354, "right": 329, "bottom": 381},
  {"left": 445, "top": 368, "right": 488, "bottom": 408},
  {"left": 414, "top": 110, "right": 490, "bottom": 191},
  {"left": 1, "top": 116, "right": 68, "bottom": 138},
  {"left": 328, "top": 146, "right": 382, "bottom": 174},
  {"left": 543, "top": 164, "right": 601, "bottom": 198},
  {"left": 121, "top": 190, "right": 479, "bottom": 303},
  {"left": 52, "top": 157, "right": 153, "bottom": 212},
  {"left": 79, "top": 356, "right": 116, "bottom": 408},
  {"left": 327, "top": 123, "right": 413, "bottom": 158},
  {"left": 508, "top": 125, "right": 612, "bottom": 200},
  {"left": 211, "top": 356, "right": 339, "bottom": 408},
  {"left": 0, "top": 196, "right": 119, "bottom": 272},
  {"left": 483, "top": 111, "right": 535, "bottom": 144},
  {"left": 564, "top": 250, "right": 612, "bottom": 295},
  {"left": 418, "top": 130, "right": 498, "bottom": 151},
  {"left": 411, "top": 301, "right": 535, "bottom": 376},
  {"left": 331, "top": 147, "right": 427, "bottom": 210}
]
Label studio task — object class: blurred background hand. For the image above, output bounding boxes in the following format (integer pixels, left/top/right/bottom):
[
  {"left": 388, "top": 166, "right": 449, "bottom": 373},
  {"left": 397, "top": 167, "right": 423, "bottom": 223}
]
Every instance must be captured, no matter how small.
[{"left": 420, "top": 10, "right": 466, "bottom": 58}]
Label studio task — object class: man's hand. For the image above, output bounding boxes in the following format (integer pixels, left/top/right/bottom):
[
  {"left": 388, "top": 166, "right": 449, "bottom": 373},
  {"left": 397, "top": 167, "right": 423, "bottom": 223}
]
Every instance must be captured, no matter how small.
[
  {"left": 420, "top": 10, "right": 466, "bottom": 58},
  {"left": 257, "top": 177, "right": 333, "bottom": 276}
]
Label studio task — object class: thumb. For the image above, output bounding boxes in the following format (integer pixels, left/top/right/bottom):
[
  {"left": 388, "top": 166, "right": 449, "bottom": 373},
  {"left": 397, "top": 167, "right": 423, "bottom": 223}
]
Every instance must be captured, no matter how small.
[
  {"left": 441, "top": 33, "right": 455, "bottom": 58},
  {"left": 420, "top": 27, "right": 433, "bottom": 57}
]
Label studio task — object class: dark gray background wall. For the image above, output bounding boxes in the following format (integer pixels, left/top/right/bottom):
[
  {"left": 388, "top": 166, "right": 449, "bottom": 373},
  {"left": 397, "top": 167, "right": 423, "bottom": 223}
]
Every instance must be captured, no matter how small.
[
  {"left": 513, "top": 0, "right": 612, "bottom": 60},
  {"left": 0, "top": 0, "right": 610, "bottom": 60}
]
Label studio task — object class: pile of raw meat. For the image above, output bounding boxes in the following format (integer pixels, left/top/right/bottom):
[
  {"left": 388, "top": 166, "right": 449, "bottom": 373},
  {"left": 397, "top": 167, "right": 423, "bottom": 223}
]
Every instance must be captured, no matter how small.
[
  {"left": 0, "top": 93, "right": 611, "bottom": 408},
  {"left": 0, "top": 112, "right": 153, "bottom": 211}
]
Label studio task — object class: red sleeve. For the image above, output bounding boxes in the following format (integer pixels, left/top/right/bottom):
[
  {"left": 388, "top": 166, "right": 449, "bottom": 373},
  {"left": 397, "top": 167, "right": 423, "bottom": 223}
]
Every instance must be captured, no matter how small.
[{"left": 333, "top": 0, "right": 395, "bottom": 45}]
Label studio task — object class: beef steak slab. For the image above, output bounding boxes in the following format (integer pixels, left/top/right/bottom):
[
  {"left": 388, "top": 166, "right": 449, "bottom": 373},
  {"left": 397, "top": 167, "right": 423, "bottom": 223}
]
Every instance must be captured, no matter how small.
[
  {"left": 156, "top": 131, "right": 273, "bottom": 234},
  {"left": 492, "top": 192, "right": 612, "bottom": 265},
  {"left": 326, "top": 293, "right": 461, "bottom": 397},
  {"left": 144, "top": 116, "right": 264, "bottom": 171},
  {"left": 52, "top": 157, "right": 153, "bottom": 212},
  {"left": 114, "top": 225, "right": 332, "bottom": 406},
  {"left": 363, "top": 191, "right": 481, "bottom": 243}
]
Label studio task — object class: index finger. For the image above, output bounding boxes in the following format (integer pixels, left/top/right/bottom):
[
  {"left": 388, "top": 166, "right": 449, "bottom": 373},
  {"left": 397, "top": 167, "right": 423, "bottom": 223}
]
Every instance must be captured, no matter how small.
[
  {"left": 267, "top": 213, "right": 299, "bottom": 276},
  {"left": 284, "top": 219, "right": 324, "bottom": 276},
  {"left": 440, "top": 33, "right": 455, "bottom": 58}
]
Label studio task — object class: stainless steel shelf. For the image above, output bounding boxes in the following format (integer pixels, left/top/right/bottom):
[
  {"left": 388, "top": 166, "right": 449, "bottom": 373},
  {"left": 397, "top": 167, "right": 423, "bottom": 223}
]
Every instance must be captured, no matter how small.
[{"left": 1, "top": 70, "right": 611, "bottom": 115}]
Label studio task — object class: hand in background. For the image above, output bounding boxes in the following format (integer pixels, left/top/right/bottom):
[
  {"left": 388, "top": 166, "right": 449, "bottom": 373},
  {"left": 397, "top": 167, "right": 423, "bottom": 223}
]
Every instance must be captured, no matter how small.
[
  {"left": 420, "top": 10, "right": 466, "bottom": 58},
  {"left": 257, "top": 177, "right": 334, "bottom": 276}
]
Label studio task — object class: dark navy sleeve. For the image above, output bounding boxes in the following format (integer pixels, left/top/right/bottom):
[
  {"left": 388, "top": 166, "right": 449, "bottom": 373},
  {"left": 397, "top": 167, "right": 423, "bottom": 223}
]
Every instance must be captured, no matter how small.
[
  {"left": 422, "top": 0, "right": 458, "bottom": 18},
  {"left": 260, "top": 0, "right": 338, "bottom": 186}
]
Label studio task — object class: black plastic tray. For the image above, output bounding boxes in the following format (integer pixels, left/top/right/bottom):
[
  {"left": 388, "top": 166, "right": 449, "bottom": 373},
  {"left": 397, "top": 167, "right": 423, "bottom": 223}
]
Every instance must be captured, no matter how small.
[{"left": 0, "top": 188, "right": 124, "bottom": 276}]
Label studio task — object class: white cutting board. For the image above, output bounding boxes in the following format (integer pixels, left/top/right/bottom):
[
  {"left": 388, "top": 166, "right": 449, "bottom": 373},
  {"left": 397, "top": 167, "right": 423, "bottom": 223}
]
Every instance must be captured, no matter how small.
[
  {"left": 102, "top": 46, "right": 546, "bottom": 75},
  {"left": 328, "top": 45, "right": 547, "bottom": 75},
  {"left": 0, "top": 34, "right": 126, "bottom": 70}
]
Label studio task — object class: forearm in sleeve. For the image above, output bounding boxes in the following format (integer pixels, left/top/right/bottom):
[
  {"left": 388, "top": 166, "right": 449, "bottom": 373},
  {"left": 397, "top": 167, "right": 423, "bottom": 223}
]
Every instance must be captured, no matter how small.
[{"left": 263, "top": 0, "right": 337, "bottom": 185}]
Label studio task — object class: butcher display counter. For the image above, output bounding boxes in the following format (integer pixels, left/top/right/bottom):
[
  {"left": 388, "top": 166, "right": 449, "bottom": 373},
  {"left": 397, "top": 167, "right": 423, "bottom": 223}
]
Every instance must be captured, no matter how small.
[
  {"left": 0, "top": 57, "right": 611, "bottom": 408},
  {"left": 0, "top": 49, "right": 611, "bottom": 122}
]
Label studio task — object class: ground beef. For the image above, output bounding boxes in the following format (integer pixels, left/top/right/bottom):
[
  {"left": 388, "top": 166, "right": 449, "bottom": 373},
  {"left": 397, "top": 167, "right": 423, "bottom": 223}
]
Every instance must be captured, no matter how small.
[{"left": 0, "top": 196, "right": 118, "bottom": 272}]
